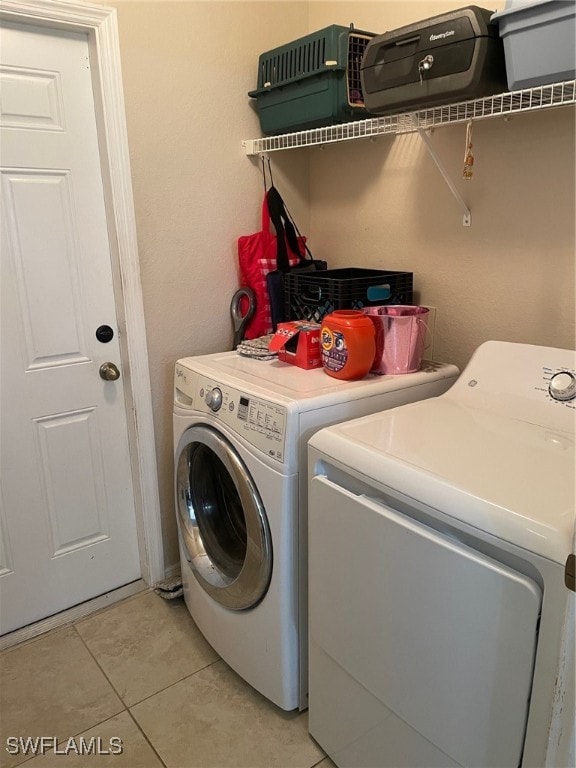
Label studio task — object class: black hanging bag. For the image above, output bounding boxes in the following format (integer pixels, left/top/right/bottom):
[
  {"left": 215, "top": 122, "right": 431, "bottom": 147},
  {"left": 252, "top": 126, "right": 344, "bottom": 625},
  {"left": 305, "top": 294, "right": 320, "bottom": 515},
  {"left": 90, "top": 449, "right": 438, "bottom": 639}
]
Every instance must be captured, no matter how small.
[{"left": 265, "top": 185, "right": 327, "bottom": 330}]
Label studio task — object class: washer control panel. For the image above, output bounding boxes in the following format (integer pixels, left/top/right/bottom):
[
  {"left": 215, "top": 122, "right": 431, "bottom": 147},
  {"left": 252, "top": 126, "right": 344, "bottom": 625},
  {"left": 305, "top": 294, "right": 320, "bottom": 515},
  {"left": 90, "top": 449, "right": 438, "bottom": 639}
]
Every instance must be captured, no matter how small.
[{"left": 174, "top": 364, "right": 287, "bottom": 463}]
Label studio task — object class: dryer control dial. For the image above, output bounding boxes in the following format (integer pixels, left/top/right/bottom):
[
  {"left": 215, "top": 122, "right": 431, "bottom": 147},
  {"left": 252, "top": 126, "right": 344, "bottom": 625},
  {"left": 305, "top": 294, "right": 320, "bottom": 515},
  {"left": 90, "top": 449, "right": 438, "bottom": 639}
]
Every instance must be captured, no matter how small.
[
  {"left": 205, "top": 387, "right": 223, "bottom": 412},
  {"left": 549, "top": 371, "right": 576, "bottom": 401}
]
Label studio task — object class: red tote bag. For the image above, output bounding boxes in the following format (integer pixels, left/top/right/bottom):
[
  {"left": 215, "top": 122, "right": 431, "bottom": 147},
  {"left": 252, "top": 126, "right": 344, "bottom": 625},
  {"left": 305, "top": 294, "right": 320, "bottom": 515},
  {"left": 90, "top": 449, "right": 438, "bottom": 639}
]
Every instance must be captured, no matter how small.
[{"left": 237, "top": 193, "right": 305, "bottom": 339}]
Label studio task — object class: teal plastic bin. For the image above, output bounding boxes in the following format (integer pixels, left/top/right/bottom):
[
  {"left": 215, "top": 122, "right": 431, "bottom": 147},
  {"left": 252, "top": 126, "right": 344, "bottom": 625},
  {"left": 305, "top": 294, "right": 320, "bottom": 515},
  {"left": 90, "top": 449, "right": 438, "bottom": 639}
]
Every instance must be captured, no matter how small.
[{"left": 249, "top": 25, "right": 375, "bottom": 135}]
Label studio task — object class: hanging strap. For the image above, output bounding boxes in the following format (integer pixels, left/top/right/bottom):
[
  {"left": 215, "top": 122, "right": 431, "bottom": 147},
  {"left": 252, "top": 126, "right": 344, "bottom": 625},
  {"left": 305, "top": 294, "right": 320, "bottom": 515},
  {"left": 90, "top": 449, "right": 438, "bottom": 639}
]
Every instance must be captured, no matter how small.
[
  {"left": 261, "top": 155, "right": 272, "bottom": 195},
  {"left": 266, "top": 185, "right": 307, "bottom": 272},
  {"left": 262, "top": 157, "right": 316, "bottom": 271},
  {"left": 268, "top": 158, "right": 315, "bottom": 264},
  {"left": 260, "top": 157, "right": 276, "bottom": 234},
  {"left": 261, "top": 192, "right": 271, "bottom": 232},
  {"left": 282, "top": 199, "right": 316, "bottom": 263}
]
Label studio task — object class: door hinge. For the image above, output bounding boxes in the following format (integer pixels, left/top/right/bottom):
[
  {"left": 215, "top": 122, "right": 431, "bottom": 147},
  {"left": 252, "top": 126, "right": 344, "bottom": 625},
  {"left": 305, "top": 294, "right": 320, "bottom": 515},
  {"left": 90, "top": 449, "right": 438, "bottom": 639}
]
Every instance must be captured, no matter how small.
[{"left": 565, "top": 554, "right": 575, "bottom": 592}]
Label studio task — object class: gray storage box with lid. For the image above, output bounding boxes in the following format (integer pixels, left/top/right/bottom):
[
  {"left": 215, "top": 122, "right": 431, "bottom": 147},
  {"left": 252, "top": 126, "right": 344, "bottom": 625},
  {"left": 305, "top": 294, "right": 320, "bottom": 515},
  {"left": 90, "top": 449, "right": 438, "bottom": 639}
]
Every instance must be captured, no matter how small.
[{"left": 491, "top": 0, "right": 576, "bottom": 90}]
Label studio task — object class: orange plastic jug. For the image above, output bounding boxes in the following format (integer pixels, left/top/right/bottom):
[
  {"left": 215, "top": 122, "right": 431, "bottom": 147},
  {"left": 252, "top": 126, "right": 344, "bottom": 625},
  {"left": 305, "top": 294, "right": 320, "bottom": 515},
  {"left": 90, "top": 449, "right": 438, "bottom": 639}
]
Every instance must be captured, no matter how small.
[{"left": 320, "top": 310, "right": 376, "bottom": 380}]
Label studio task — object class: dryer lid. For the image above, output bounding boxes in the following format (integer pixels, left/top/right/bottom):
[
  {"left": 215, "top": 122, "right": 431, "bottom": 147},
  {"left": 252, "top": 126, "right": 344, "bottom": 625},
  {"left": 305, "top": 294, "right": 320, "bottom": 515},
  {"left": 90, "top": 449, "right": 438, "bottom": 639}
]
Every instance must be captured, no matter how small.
[{"left": 310, "top": 396, "right": 574, "bottom": 564}]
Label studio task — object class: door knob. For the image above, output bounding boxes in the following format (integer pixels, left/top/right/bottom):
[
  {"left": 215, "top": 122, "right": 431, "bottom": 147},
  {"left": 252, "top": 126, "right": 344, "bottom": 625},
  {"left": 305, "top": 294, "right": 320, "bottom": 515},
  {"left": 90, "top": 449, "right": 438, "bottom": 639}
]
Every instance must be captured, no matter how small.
[{"left": 99, "top": 362, "right": 120, "bottom": 381}]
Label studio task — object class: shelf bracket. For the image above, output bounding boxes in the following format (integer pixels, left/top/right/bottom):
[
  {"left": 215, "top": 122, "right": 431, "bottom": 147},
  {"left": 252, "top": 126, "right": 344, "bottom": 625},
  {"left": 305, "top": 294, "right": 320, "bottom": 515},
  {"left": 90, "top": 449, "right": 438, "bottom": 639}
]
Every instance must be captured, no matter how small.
[
  {"left": 411, "top": 116, "right": 471, "bottom": 227},
  {"left": 242, "top": 139, "right": 258, "bottom": 156}
]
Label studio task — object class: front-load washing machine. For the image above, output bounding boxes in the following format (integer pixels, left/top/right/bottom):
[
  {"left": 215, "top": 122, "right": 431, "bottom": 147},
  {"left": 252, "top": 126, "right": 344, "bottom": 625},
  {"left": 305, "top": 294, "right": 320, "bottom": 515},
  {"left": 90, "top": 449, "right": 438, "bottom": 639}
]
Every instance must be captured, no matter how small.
[
  {"left": 308, "top": 341, "right": 575, "bottom": 767},
  {"left": 173, "top": 351, "right": 459, "bottom": 711}
]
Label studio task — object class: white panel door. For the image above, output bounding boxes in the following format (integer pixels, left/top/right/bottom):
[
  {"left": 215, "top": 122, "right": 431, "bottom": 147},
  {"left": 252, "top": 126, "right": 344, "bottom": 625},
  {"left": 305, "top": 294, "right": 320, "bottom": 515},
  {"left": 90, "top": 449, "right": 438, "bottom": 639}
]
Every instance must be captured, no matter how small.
[{"left": 0, "top": 21, "right": 141, "bottom": 634}]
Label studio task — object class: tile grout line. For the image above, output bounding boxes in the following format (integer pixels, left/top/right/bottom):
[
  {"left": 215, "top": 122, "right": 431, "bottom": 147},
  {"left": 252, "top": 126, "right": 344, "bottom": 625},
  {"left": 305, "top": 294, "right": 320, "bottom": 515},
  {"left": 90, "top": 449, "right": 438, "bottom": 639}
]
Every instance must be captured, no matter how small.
[
  {"left": 68, "top": 624, "right": 171, "bottom": 766},
  {"left": 71, "top": 592, "right": 222, "bottom": 709},
  {"left": 123, "top": 659, "right": 225, "bottom": 768},
  {"left": 127, "top": 657, "right": 222, "bottom": 708},
  {"left": 71, "top": 624, "right": 127, "bottom": 707},
  {"left": 6, "top": 712, "right": 168, "bottom": 768},
  {"left": 70, "top": 621, "right": 222, "bottom": 766},
  {"left": 125, "top": 708, "right": 169, "bottom": 768},
  {"left": 4, "top": 593, "right": 324, "bottom": 768}
]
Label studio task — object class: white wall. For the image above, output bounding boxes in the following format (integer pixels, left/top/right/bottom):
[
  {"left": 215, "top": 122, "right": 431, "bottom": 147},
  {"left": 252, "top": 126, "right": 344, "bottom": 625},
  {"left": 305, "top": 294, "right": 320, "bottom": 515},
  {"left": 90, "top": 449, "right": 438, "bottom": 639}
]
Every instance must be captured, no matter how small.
[
  {"left": 308, "top": 1, "right": 575, "bottom": 369},
  {"left": 110, "top": 0, "right": 575, "bottom": 572},
  {"left": 111, "top": 0, "right": 310, "bottom": 569}
]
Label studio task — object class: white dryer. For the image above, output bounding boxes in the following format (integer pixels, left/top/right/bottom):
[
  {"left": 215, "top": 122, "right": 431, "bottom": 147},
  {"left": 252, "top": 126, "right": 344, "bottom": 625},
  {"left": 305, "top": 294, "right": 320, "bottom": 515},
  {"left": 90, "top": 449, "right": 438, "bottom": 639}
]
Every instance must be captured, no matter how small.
[
  {"left": 308, "top": 341, "right": 575, "bottom": 767},
  {"left": 173, "top": 351, "right": 459, "bottom": 711}
]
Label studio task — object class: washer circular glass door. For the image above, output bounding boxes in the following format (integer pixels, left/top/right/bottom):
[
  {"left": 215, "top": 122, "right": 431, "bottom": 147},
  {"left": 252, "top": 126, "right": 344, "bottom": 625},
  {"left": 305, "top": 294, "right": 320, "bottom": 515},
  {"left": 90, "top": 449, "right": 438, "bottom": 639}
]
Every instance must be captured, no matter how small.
[{"left": 176, "top": 424, "right": 272, "bottom": 610}]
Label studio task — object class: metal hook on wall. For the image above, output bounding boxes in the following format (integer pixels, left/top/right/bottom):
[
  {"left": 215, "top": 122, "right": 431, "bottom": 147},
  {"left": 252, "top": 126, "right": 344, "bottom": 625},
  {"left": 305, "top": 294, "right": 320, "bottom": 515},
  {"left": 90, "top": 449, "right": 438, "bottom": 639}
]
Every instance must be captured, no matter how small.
[{"left": 261, "top": 154, "right": 274, "bottom": 191}]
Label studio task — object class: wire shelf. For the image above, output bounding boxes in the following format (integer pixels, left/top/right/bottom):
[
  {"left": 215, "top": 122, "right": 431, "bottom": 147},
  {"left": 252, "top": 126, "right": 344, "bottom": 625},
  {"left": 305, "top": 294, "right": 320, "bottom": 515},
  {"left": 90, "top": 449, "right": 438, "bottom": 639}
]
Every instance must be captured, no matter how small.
[{"left": 243, "top": 80, "right": 576, "bottom": 155}]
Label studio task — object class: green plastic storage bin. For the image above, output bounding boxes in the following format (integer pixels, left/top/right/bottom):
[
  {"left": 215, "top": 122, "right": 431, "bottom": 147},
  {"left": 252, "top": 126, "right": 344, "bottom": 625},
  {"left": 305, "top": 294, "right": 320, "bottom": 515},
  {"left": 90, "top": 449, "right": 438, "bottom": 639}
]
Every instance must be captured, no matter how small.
[{"left": 249, "top": 25, "right": 375, "bottom": 135}]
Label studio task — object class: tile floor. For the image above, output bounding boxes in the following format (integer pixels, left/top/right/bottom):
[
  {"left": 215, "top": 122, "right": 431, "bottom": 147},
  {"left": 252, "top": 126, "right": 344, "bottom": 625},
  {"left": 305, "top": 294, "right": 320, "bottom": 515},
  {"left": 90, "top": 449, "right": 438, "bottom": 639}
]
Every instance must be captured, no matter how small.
[{"left": 0, "top": 590, "right": 335, "bottom": 768}]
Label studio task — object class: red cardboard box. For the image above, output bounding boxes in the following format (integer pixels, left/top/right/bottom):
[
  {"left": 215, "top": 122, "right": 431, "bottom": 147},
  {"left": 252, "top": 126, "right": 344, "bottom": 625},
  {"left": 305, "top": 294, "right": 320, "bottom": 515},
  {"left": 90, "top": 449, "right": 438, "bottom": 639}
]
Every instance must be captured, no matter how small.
[{"left": 268, "top": 321, "right": 322, "bottom": 370}]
